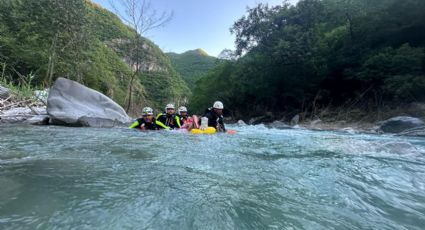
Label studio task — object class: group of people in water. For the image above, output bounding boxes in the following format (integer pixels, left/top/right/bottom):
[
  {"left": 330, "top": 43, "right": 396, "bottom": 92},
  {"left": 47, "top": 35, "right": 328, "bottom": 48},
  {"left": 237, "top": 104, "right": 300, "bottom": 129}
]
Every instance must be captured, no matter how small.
[{"left": 129, "top": 101, "right": 226, "bottom": 132}]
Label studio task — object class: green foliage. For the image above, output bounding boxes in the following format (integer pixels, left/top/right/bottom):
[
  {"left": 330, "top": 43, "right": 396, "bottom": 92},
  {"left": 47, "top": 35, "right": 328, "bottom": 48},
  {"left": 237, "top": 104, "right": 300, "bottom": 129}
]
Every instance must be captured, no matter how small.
[
  {"left": 0, "top": 0, "right": 95, "bottom": 84},
  {"left": 141, "top": 68, "right": 190, "bottom": 111},
  {"left": 358, "top": 44, "right": 425, "bottom": 101},
  {"left": 0, "top": 0, "right": 189, "bottom": 111},
  {"left": 86, "top": 1, "right": 134, "bottom": 41},
  {"left": 384, "top": 75, "right": 425, "bottom": 101},
  {"left": 83, "top": 40, "right": 134, "bottom": 105},
  {"left": 191, "top": 0, "right": 425, "bottom": 119},
  {"left": 167, "top": 49, "right": 217, "bottom": 89},
  {"left": 189, "top": 61, "right": 236, "bottom": 114},
  {"left": 1, "top": 68, "right": 40, "bottom": 101}
]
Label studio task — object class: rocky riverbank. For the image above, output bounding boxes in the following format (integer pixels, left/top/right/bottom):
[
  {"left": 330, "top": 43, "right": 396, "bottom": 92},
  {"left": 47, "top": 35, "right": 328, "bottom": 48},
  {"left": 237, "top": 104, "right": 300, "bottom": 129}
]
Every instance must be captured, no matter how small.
[
  {"left": 2, "top": 79, "right": 425, "bottom": 137},
  {"left": 1, "top": 78, "right": 131, "bottom": 127},
  {"left": 235, "top": 107, "right": 425, "bottom": 137},
  {"left": 0, "top": 85, "right": 48, "bottom": 124}
]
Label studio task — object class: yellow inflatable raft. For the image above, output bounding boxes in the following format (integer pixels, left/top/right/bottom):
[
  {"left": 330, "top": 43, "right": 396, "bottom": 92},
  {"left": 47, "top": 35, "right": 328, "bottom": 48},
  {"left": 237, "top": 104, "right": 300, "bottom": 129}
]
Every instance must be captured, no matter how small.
[{"left": 190, "top": 127, "right": 217, "bottom": 135}]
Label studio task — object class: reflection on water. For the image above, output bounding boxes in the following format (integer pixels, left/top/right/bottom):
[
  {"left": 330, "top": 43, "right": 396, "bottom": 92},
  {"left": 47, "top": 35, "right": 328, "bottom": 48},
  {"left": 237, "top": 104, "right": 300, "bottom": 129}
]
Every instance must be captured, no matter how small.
[{"left": 1, "top": 124, "right": 425, "bottom": 229}]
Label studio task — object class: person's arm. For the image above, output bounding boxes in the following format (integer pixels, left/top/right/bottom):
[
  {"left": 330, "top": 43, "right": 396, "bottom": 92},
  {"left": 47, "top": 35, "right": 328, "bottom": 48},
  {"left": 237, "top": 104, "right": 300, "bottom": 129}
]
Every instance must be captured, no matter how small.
[
  {"left": 175, "top": 115, "right": 181, "bottom": 128},
  {"left": 155, "top": 115, "right": 171, "bottom": 130},
  {"left": 129, "top": 120, "right": 141, "bottom": 129},
  {"left": 192, "top": 115, "right": 200, "bottom": 129},
  {"left": 152, "top": 119, "right": 160, "bottom": 130}
]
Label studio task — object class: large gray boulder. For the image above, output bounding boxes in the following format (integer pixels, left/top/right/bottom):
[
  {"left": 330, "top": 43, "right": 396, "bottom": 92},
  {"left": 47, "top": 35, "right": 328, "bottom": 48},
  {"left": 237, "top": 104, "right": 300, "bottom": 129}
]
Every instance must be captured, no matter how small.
[
  {"left": 379, "top": 116, "right": 425, "bottom": 133},
  {"left": 0, "top": 85, "right": 10, "bottom": 99},
  {"left": 47, "top": 77, "right": 131, "bottom": 127}
]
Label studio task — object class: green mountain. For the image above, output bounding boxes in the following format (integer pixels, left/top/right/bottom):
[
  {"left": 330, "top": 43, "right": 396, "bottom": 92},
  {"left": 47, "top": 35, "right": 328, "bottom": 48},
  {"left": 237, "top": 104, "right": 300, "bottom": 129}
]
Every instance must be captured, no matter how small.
[
  {"left": 0, "top": 0, "right": 189, "bottom": 114},
  {"left": 166, "top": 49, "right": 217, "bottom": 89}
]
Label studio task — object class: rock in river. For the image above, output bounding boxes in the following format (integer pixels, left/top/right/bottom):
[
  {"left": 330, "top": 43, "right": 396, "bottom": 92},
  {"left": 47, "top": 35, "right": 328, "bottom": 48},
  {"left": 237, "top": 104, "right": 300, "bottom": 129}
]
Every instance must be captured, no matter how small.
[
  {"left": 379, "top": 116, "right": 424, "bottom": 133},
  {"left": 47, "top": 77, "right": 131, "bottom": 127}
]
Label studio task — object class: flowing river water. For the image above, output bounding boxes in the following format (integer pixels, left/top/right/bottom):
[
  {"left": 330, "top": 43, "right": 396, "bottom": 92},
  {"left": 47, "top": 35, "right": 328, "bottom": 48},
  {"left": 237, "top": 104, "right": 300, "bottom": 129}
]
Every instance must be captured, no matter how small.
[{"left": 0, "top": 124, "right": 424, "bottom": 229}]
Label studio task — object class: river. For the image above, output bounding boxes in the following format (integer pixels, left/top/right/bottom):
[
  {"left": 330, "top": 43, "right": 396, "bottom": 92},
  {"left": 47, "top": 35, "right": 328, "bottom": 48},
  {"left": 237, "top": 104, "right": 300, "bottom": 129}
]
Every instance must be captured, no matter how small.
[{"left": 1, "top": 124, "right": 424, "bottom": 229}]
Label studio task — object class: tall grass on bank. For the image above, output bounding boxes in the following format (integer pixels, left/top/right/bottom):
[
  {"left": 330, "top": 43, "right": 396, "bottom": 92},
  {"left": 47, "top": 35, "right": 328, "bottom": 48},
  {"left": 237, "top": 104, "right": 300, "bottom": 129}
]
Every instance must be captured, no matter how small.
[{"left": 0, "top": 63, "right": 41, "bottom": 102}]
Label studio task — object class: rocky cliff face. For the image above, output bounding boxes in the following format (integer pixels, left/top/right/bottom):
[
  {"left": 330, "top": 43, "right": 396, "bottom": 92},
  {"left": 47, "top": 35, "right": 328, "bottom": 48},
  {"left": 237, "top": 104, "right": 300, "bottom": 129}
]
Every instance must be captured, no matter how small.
[
  {"left": 0, "top": 0, "right": 190, "bottom": 116},
  {"left": 86, "top": 2, "right": 190, "bottom": 113},
  {"left": 106, "top": 38, "right": 168, "bottom": 73}
]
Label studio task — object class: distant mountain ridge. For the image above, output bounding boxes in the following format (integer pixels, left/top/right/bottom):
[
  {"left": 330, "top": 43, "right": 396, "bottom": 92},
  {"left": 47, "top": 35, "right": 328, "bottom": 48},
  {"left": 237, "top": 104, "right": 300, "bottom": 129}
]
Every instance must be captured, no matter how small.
[
  {"left": 166, "top": 49, "right": 218, "bottom": 89},
  {"left": 167, "top": 49, "right": 210, "bottom": 57}
]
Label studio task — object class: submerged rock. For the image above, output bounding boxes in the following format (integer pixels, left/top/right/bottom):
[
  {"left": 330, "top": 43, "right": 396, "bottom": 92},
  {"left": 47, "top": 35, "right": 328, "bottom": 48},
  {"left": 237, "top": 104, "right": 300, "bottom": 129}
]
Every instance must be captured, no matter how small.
[
  {"left": 311, "top": 119, "right": 322, "bottom": 126},
  {"left": 379, "top": 116, "right": 424, "bottom": 133},
  {"left": 248, "top": 115, "right": 275, "bottom": 125},
  {"left": 377, "top": 142, "right": 422, "bottom": 156},
  {"left": 267, "top": 120, "right": 291, "bottom": 129},
  {"left": 339, "top": 127, "right": 357, "bottom": 134},
  {"left": 307, "top": 119, "right": 323, "bottom": 130},
  {"left": 47, "top": 77, "right": 131, "bottom": 127},
  {"left": 237, "top": 120, "right": 247, "bottom": 126},
  {"left": 397, "top": 126, "right": 425, "bottom": 137}
]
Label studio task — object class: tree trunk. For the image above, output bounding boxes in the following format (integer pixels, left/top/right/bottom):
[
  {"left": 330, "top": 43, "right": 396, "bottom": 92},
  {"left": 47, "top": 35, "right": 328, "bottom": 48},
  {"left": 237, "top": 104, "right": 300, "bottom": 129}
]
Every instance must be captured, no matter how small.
[
  {"left": 125, "top": 75, "right": 135, "bottom": 113},
  {"left": 46, "top": 34, "right": 58, "bottom": 86}
]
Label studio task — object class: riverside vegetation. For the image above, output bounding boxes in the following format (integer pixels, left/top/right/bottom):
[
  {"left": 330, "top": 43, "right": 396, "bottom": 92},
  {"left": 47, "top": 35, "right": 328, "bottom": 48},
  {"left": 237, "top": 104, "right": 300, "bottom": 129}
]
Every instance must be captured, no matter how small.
[
  {"left": 189, "top": 0, "right": 425, "bottom": 124},
  {"left": 1, "top": 0, "right": 425, "bottom": 126},
  {"left": 0, "top": 0, "right": 188, "bottom": 115},
  {"left": 1, "top": 1, "right": 425, "bottom": 229}
]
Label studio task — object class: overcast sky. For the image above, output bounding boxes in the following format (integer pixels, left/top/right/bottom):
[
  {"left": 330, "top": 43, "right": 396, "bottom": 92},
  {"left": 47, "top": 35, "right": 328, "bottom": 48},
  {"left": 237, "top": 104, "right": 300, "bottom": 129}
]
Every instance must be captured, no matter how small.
[{"left": 93, "top": 0, "right": 299, "bottom": 56}]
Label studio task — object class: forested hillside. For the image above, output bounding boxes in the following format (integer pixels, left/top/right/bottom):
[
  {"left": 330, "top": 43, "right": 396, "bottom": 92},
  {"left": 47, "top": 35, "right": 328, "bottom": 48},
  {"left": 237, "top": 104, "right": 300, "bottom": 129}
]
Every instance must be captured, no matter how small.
[
  {"left": 190, "top": 0, "right": 425, "bottom": 121},
  {"left": 0, "top": 0, "right": 189, "bottom": 114},
  {"left": 166, "top": 49, "right": 217, "bottom": 89}
]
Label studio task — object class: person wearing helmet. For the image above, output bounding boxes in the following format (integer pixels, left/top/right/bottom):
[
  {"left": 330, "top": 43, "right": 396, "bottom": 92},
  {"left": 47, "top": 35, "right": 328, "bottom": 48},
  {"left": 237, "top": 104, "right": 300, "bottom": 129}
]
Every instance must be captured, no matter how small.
[
  {"left": 178, "top": 106, "right": 199, "bottom": 130},
  {"left": 200, "top": 101, "right": 226, "bottom": 132},
  {"left": 129, "top": 107, "right": 159, "bottom": 130},
  {"left": 155, "top": 103, "right": 181, "bottom": 130}
]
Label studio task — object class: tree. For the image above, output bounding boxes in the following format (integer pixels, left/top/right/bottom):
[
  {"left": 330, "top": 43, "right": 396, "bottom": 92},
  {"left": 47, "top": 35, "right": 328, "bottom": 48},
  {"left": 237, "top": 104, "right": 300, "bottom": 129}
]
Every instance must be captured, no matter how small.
[
  {"left": 231, "top": 3, "right": 290, "bottom": 56},
  {"left": 108, "top": 0, "right": 173, "bottom": 113},
  {"left": 0, "top": 0, "right": 90, "bottom": 85},
  {"left": 190, "top": 0, "right": 425, "bottom": 120}
]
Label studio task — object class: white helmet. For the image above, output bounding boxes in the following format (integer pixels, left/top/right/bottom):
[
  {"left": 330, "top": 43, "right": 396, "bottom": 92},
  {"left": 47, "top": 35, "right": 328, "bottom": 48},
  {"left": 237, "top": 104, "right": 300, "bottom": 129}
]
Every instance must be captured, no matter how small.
[
  {"left": 142, "top": 107, "right": 154, "bottom": 115},
  {"left": 165, "top": 103, "right": 175, "bottom": 110},
  {"left": 213, "top": 101, "right": 224, "bottom": 109},
  {"left": 178, "top": 106, "right": 188, "bottom": 114}
]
